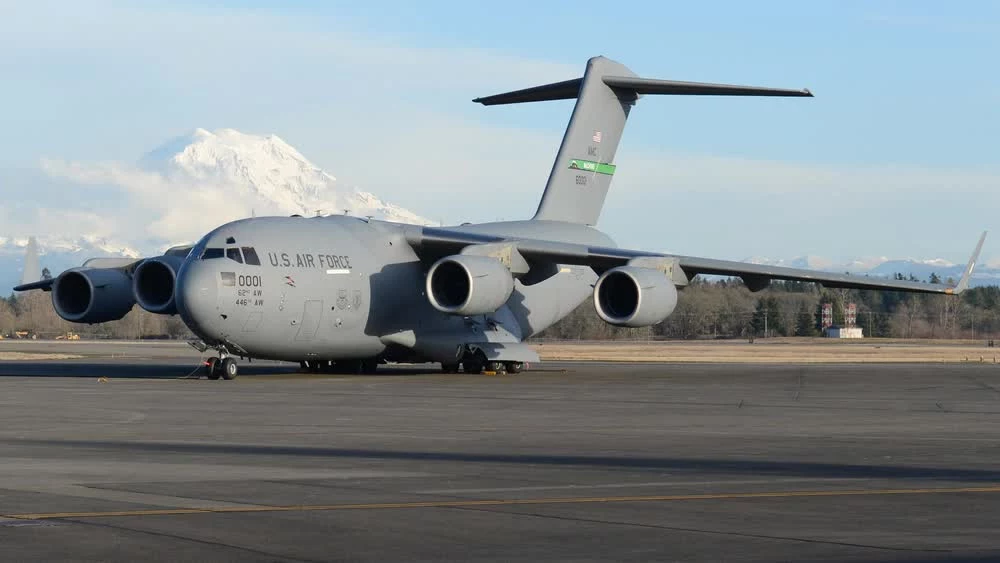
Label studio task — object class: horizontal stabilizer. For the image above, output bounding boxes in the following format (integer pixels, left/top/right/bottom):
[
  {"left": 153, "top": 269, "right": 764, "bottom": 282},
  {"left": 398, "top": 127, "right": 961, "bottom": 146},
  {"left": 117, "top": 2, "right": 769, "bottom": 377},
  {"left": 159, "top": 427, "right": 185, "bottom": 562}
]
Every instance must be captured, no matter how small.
[
  {"left": 601, "top": 76, "right": 812, "bottom": 97},
  {"left": 473, "top": 73, "right": 811, "bottom": 106},
  {"left": 473, "top": 55, "right": 814, "bottom": 226},
  {"left": 473, "top": 78, "right": 582, "bottom": 106}
]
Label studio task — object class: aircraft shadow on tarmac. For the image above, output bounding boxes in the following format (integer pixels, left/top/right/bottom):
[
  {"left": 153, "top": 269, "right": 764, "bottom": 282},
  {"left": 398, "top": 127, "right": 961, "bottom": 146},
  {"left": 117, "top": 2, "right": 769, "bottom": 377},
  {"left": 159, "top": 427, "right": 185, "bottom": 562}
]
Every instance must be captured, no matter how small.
[
  {"left": 0, "top": 361, "right": 449, "bottom": 379},
  {"left": 9, "top": 438, "right": 1000, "bottom": 483}
]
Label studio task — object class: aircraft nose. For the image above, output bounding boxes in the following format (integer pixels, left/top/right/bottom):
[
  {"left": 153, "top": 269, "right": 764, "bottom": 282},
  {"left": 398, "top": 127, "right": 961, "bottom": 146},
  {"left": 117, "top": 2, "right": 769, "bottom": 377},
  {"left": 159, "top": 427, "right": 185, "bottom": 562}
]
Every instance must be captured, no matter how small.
[{"left": 175, "top": 260, "right": 219, "bottom": 341}]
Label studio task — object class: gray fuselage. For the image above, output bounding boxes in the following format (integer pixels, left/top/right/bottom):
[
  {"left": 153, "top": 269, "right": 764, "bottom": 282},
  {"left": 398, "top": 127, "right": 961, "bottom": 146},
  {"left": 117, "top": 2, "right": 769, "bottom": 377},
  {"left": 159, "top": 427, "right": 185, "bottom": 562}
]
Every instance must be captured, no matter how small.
[{"left": 175, "top": 215, "right": 612, "bottom": 363}]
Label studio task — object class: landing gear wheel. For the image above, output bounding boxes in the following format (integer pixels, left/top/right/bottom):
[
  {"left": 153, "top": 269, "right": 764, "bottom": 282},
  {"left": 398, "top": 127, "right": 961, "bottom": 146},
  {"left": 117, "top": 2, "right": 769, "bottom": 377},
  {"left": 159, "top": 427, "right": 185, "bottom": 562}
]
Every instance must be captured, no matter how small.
[
  {"left": 220, "top": 357, "right": 238, "bottom": 380},
  {"left": 504, "top": 362, "right": 523, "bottom": 374},
  {"left": 206, "top": 357, "right": 221, "bottom": 380},
  {"left": 441, "top": 362, "right": 460, "bottom": 374},
  {"left": 333, "top": 360, "right": 361, "bottom": 374},
  {"left": 485, "top": 360, "right": 505, "bottom": 374},
  {"left": 361, "top": 359, "right": 379, "bottom": 375},
  {"left": 463, "top": 358, "right": 485, "bottom": 375}
]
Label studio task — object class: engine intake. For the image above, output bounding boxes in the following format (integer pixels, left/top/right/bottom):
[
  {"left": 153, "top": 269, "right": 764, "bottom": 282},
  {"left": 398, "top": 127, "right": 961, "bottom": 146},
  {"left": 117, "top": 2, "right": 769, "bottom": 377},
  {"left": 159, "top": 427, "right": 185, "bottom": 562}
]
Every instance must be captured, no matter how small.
[
  {"left": 52, "top": 268, "right": 135, "bottom": 323},
  {"left": 426, "top": 255, "right": 514, "bottom": 316},
  {"left": 594, "top": 266, "right": 678, "bottom": 327},
  {"left": 133, "top": 255, "right": 183, "bottom": 314}
]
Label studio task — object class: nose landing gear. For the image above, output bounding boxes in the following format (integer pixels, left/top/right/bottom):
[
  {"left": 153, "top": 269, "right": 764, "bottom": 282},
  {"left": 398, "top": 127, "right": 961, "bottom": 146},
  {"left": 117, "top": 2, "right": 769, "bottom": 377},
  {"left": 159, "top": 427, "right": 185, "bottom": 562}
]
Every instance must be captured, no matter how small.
[
  {"left": 204, "top": 356, "right": 239, "bottom": 380},
  {"left": 190, "top": 340, "right": 245, "bottom": 381}
]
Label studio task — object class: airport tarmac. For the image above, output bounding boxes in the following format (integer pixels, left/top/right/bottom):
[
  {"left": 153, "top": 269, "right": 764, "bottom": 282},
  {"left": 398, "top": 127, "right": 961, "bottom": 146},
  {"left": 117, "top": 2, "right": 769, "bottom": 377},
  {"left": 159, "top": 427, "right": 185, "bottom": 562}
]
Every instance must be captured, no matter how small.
[{"left": 1, "top": 342, "right": 1000, "bottom": 561}]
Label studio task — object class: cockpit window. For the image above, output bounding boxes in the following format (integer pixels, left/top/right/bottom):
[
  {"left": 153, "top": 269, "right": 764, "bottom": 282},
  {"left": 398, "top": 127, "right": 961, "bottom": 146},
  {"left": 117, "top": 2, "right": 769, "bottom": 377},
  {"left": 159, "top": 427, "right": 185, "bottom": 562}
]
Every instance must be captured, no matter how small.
[
  {"left": 226, "top": 248, "right": 243, "bottom": 263},
  {"left": 201, "top": 248, "right": 224, "bottom": 260},
  {"left": 241, "top": 247, "right": 261, "bottom": 266}
]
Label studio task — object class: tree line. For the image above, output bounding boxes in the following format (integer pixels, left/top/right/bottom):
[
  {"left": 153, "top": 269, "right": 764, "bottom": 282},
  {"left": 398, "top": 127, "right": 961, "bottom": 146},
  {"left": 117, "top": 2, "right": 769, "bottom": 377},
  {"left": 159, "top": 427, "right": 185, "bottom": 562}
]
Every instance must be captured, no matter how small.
[
  {"left": 537, "top": 275, "right": 1000, "bottom": 341},
  {"left": 0, "top": 291, "right": 191, "bottom": 340},
  {"left": 2, "top": 274, "right": 998, "bottom": 341}
]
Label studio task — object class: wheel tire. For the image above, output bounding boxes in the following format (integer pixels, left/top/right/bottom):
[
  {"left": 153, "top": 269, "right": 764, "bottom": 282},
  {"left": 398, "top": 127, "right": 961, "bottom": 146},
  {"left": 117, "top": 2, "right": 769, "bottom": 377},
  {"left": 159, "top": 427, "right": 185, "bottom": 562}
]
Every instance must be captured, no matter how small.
[
  {"left": 221, "top": 357, "right": 238, "bottom": 380},
  {"left": 463, "top": 359, "right": 484, "bottom": 375},
  {"left": 361, "top": 359, "right": 379, "bottom": 375},
  {"left": 505, "top": 362, "right": 523, "bottom": 374},
  {"left": 334, "top": 360, "right": 362, "bottom": 374},
  {"left": 485, "top": 361, "right": 505, "bottom": 374},
  {"left": 441, "top": 362, "right": 460, "bottom": 374},
  {"left": 206, "top": 357, "right": 221, "bottom": 380}
]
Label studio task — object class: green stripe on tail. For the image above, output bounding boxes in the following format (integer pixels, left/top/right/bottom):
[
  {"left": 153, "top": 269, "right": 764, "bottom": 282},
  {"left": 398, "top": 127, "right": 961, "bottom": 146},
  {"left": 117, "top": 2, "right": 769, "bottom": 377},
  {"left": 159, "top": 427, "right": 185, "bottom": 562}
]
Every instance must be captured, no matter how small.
[{"left": 568, "top": 159, "right": 616, "bottom": 176}]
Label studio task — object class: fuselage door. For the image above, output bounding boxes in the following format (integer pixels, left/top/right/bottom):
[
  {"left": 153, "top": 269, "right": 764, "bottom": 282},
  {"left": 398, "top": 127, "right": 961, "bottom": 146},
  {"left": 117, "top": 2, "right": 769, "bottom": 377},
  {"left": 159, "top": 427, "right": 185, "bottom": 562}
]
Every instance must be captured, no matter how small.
[{"left": 295, "top": 300, "right": 324, "bottom": 341}]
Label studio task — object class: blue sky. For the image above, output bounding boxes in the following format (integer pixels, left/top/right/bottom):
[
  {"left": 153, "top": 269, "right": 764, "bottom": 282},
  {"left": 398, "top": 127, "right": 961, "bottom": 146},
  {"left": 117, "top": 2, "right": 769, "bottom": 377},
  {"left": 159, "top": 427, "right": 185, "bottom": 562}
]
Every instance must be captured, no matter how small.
[{"left": 1, "top": 1, "right": 998, "bottom": 262}]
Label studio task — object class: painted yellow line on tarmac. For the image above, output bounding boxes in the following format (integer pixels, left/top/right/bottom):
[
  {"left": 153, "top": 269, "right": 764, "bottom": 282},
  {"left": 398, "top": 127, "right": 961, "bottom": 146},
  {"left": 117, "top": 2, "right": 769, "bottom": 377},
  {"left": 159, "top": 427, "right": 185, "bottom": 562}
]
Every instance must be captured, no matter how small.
[{"left": 7, "top": 485, "right": 1000, "bottom": 521}]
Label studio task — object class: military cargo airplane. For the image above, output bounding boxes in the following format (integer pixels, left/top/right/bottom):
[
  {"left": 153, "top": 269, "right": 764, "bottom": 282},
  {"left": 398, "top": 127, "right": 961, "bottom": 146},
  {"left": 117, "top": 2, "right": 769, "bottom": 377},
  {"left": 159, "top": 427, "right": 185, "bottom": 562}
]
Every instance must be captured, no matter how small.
[{"left": 15, "top": 56, "right": 985, "bottom": 379}]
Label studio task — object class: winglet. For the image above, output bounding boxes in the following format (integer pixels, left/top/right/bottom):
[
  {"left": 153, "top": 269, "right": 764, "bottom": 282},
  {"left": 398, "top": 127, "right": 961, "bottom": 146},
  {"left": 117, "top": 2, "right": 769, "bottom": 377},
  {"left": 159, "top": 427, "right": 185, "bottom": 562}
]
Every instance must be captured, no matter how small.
[{"left": 948, "top": 231, "right": 987, "bottom": 295}]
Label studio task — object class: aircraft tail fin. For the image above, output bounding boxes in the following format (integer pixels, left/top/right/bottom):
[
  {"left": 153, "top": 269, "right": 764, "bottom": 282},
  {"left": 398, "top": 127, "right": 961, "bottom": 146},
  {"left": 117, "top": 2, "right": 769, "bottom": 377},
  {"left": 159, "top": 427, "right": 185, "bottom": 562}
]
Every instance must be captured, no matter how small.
[{"left": 474, "top": 56, "right": 812, "bottom": 226}]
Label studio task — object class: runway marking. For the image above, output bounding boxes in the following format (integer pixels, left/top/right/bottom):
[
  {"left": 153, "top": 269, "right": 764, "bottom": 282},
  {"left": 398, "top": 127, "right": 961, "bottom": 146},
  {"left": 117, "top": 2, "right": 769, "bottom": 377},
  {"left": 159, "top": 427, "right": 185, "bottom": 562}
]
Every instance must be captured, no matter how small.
[
  {"left": 416, "top": 477, "right": 864, "bottom": 494},
  {"left": 7, "top": 485, "right": 1000, "bottom": 521}
]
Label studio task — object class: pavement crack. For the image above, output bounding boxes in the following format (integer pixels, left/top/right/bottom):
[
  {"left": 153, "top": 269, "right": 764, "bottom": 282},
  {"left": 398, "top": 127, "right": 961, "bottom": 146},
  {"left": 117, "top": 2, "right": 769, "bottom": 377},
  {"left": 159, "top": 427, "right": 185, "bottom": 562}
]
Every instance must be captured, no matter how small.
[
  {"left": 62, "top": 517, "right": 324, "bottom": 563},
  {"left": 964, "top": 375, "right": 1000, "bottom": 399},
  {"left": 446, "top": 505, "right": 950, "bottom": 554}
]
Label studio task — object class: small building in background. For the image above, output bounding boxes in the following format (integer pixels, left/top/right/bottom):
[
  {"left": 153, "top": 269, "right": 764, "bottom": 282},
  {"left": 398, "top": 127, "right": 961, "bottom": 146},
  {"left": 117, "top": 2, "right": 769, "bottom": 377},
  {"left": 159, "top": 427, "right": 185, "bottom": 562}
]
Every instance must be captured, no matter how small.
[
  {"left": 826, "top": 326, "right": 864, "bottom": 338},
  {"left": 822, "top": 302, "right": 864, "bottom": 338}
]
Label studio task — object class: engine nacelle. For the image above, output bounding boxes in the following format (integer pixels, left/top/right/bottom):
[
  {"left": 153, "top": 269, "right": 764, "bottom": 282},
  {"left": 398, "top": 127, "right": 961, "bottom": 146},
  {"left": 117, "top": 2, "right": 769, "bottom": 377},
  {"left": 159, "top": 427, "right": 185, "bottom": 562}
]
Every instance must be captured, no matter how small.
[
  {"left": 52, "top": 268, "right": 135, "bottom": 323},
  {"left": 426, "top": 254, "right": 514, "bottom": 316},
  {"left": 593, "top": 266, "right": 678, "bottom": 327},
  {"left": 133, "top": 255, "right": 184, "bottom": 315}
]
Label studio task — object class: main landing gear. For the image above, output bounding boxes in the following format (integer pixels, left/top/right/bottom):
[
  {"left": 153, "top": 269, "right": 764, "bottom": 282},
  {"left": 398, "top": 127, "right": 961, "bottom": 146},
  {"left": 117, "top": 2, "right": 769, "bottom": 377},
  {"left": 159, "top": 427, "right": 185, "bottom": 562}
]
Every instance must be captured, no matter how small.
[
  {"left": 300, "top": 359, "right": 379, "bottom": 375},
  {"left": 204, "top": 356, "right": 238, "bottom": 380},
  {"left": 446, "top": 350, "right": 524, "bottom": 375}
]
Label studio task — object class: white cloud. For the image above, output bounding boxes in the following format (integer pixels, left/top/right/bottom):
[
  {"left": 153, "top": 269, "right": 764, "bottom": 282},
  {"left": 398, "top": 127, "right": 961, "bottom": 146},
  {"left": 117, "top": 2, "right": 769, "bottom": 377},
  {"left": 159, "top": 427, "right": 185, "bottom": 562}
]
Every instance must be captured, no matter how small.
[
  {"left": 40, "top": 159, "right": 252, "bottom": 247},
  {"left": 4, "top": 2, "right": 998, "bottom": 264}
]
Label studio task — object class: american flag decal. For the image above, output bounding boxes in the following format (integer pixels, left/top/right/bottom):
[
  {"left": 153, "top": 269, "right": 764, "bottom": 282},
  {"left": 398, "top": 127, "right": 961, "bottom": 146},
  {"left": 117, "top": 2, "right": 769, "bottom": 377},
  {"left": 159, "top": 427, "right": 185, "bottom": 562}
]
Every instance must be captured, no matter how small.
[{"left": 592, "top": 131, "right": 602, "bottom": 143}]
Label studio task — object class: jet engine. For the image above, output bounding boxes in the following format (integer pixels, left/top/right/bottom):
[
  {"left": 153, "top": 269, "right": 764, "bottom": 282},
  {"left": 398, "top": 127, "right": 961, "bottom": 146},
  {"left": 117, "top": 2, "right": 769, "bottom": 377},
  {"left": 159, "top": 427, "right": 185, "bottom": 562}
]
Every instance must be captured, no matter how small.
[
  {"left": 426, "top": 255, "right": 514, "bottom": 316},
  {"left": 52, "top": 268, "right": 135, "bottom": 324},
  {"left": 133, "top": 255, "right": 184, "bottom": 315},
  {"left": 593, "top": 266, "right": 678, "bottom": 327}
]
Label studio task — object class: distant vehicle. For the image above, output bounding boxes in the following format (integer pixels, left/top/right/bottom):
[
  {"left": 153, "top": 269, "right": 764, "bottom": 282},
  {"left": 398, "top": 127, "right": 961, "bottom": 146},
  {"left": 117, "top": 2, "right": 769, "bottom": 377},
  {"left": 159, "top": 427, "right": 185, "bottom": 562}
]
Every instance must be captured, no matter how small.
[
  {"left": 55, "top": 332, "right": 80, "bottom": 340},
  {"left": 15, "top": 56, "right": 985, "bottom": 380}
]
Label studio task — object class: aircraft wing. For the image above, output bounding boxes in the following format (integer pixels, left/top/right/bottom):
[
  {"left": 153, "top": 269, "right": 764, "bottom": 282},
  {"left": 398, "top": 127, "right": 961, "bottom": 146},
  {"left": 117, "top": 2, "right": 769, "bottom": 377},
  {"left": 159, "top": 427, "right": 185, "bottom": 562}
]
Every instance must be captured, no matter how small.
[
  {"left": 13, "top": 278, "right": 56, "bottom": 292},
  {"left": 410, "top": 227, "right": 986, "bottom": 295},
  {"left": 12, "top": 244, "right": 194, "bottom": 293}
]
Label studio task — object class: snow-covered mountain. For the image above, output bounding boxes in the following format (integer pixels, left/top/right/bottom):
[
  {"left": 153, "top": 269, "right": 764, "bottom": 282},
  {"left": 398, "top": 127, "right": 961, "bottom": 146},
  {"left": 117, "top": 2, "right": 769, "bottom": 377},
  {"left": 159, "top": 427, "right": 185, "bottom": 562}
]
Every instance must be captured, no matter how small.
[
  {"left": 8, "top": 127, "right": 998, "bottom": 294},
  {"left": 3, "top": 128, "right": 435, "bottom": 293},
  {"left": 744, "top": 255, "right": 1000, "bottom": 287},
  {"left": 140, "top": 128, "right": 431, "bottom": 225},
  {"left": 744, "top": 255, "right": 835, "bottom": 270}
]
